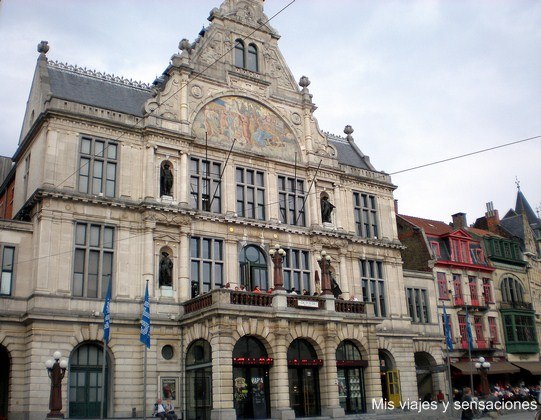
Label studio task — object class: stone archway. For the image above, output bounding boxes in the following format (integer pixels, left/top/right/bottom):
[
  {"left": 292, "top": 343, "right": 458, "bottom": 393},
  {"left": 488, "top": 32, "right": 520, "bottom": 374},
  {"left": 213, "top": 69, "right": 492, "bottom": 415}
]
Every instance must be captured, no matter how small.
[{"left": 415, "top": 351, "right": 436, "bottom": 402}]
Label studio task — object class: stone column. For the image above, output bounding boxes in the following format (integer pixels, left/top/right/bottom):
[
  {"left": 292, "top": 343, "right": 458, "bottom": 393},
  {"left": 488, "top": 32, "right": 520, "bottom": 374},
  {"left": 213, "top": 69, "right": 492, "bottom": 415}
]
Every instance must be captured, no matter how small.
[
  {"left": 364, "top": 323, "right": 383, "bottom": 413},
  {"left": 142, "top": 218, "right": 156, "bottom": 295},
  {"left": 309, "top": 178, "right": 319, "bottom": 226},
  {"left": 270, "top": 320, "right": 295, "bottom": 420},
  {"left": 144, "top": 145, "right": 155, "bottom": 199},
  {"left": 339, "top": 250, "right": 350, "bottom": 299},
  {"left": 210, "top": 320, "right": 236, "bottom": 420},
  {"left": 333, "top": 183, "right": 342, "bottom": 229},
  {"left": 179, "top": 230, "right": 190, "bottom": 301},
  {"left": 321, "top": 328, "right": 345, "bottom": 418},
  {"left": 225, "top": 239, "right": 239, "bottom": 286},
  {"left": 179, "top": 151, "right": 188, "bottom": 206}
]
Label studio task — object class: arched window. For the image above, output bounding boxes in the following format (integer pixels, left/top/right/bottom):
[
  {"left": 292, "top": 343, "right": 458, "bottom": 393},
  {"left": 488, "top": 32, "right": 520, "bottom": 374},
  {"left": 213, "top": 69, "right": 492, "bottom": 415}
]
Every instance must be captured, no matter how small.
[
  {"left": 235, "top": 39, "right": 245, "bottom": 68},
  {"left": 336, "top": 341, "right": 367, "bottom": 414},
  {"left": 287, "top": 339, "right": 321, "bottom": 417},
  {"left": 234, "top": 39, "right": 259, "bottom": 72},
  {"left": 239, "top": 245, "right": 268, "bottom": 291},
  {"left": 233, "top": 336, "right": 272, "bottom": 419},
  {"left": 69, "top": 343, "right": 110, "bottom": 418},
  {"left": 501, "top": 276, "right": 525, "bottom": 303},
  {"left": 186, "top": 340, "right": 212, "bottom": 420},
  {"left": 247, "top": 44, "right": 258, "bottom": 72}
]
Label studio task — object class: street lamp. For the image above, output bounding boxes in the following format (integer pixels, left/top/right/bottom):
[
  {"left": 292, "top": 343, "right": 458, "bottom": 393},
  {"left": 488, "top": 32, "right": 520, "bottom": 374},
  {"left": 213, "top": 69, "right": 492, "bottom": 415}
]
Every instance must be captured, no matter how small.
[
  {"left": 316, "top": 250, "right": 332, "bottom": 296},
  {"left": 269, "top": 244, "right": 286, "bottom": 291},
  {"left": 45, "top": 351, "right": 68, "bottom": 418},
  {"left": 474, "top": 356, "right": 491, "bottom": 396}
]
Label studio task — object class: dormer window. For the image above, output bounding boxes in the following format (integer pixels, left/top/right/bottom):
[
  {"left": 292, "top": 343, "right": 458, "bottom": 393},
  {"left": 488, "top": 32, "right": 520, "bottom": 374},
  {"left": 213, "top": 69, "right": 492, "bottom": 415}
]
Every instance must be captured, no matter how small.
[{"left": 234, "top": 39, "right": 259, "bottom": 72}]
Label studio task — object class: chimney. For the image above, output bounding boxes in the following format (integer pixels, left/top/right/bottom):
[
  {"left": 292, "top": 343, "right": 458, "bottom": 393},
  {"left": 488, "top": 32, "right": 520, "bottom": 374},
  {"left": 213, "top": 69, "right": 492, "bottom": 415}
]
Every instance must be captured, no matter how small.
[
  {"left": 485, "top": 202, "right": 500, "bottom": 233},
  {"left": 394, "top": 199, "right": 399, "bottom": 215},
  {"left": 451, "top": 212, "right": 467, "bottom": 229}
]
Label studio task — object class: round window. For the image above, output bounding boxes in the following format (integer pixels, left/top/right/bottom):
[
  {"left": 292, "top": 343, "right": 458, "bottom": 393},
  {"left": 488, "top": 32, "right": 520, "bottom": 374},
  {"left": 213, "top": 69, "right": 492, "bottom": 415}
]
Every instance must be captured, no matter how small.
[{"left": 161, "top": 345, "right": 174, "bottom": 360}]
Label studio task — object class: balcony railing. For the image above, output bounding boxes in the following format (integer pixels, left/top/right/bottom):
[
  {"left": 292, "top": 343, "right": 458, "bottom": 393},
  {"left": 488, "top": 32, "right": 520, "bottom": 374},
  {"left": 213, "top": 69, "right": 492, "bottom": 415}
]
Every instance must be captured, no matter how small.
[
  {"left": 500, "top": 301, "right": 533, "bottom": 310},
  {"left": 231, "top": 291, "right": 273, "bottom": 307},
  {"left": 335, "top": 300, "right": 366, "bottom": 314},
  {"left": 182, "top": 289, "right": 371, "bottom": 316}
]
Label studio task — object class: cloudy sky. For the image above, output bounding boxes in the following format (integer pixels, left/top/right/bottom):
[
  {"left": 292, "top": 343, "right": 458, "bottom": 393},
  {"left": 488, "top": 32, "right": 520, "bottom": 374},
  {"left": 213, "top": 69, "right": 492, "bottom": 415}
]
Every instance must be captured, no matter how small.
[{"left": 0, "top": 0, "right": 539, "bottom": 224}]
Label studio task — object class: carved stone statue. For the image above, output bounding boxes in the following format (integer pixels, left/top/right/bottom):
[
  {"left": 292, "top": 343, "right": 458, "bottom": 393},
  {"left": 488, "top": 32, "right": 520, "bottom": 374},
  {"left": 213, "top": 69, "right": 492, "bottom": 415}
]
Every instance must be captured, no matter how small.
[
  {"left": 321, "top": 196, "right": 335, "bottom": 223},
  {"left": 159, "top": 251, "right": 173, "bottom": 287},
  {"left": 160, "top": 163, "right": 173, "bottom": 197}
]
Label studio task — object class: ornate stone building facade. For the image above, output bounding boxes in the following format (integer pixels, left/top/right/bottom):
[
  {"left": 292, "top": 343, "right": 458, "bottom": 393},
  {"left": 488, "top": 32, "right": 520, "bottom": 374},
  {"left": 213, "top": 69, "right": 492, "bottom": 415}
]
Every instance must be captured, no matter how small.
[{"left": 0, "top": 1, "right": 432, "bottom": 419}]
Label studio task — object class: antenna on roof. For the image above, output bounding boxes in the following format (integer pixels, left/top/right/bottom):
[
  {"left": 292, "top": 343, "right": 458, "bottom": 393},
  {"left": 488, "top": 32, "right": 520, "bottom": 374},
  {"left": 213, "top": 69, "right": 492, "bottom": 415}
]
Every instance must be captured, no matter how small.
[{"left": 515, "top": 176, "right": 521, "bottom": 191}]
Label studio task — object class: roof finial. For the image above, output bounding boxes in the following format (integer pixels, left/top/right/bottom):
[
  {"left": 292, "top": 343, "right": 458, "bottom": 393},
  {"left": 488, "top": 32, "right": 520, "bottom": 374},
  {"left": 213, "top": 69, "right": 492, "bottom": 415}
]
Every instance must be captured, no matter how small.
[
  {"left": 37, "top": 40, "right": 49, "bottom": 55},
  {"left": 515, "top": 176, "right": 521, "bottom": 191}
]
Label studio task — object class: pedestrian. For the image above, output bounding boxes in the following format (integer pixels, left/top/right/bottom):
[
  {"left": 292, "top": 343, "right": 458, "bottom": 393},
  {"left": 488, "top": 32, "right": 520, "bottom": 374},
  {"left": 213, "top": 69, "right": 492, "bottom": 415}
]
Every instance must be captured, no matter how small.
[{"left": 461, "top": 387, "right": 474, "bottom": 420}]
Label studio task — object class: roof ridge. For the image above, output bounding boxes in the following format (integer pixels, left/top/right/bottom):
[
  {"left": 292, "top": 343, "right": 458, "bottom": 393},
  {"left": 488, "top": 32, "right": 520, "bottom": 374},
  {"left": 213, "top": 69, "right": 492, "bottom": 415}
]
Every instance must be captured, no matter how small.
[
  {"left": 398, "top": 214, "right": 449, "bottom": 225},
  {"left": 48, "top": 60, "right": 152, "bottom": 91}
]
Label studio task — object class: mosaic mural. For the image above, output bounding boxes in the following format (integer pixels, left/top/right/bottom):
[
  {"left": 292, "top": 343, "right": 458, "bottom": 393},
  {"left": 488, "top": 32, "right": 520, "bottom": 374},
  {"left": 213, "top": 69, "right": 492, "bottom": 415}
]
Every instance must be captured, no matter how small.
[{"left": 192, "top": 96, "right": 298, "bottom": 160}]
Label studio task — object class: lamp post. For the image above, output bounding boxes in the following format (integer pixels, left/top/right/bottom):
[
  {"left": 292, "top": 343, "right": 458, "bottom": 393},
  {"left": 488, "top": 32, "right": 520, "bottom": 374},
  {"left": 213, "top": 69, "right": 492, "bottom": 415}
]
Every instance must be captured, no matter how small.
[
  {"left": 45, "top": 351, "right": 68, "bottom": 418},
  {"left": 474, "top": 356, "right": 491, "bottom": 396},
  {"left": 269, "top": 244, "right": 286, "bottom": 291},
  {"left": 316, "top": 250, "right": 332, "bottom": 296}
]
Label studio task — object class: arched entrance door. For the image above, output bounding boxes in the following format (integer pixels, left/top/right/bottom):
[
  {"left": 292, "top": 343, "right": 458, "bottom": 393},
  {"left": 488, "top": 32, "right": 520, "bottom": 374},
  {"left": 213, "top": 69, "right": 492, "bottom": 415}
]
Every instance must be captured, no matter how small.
[
  {"left": 287, "top": 339, "right": 321, "bottom": 417},
  {"left": 69, "top": 343, "right": 109, "bottom": 418},
  {"left": 336, "top": 341, "right": 367, "bottom": 414},
  {"left": 239, "top": 245, "right": 268, "bottom": 291},
  {"left": 415, "top": 352, "right": 435, "bottom": 401},
  {"left": 379, "top": 350, "right": 400, "bottom": 406},
  {"left": 0, "top": 346, "right": 9, "bottom": 420},
  {"left": 233, "top": 336, "right": 272, "bottom": 419},
  {"left": 186, "top": 340, "right": 212, "bottom": 420}
]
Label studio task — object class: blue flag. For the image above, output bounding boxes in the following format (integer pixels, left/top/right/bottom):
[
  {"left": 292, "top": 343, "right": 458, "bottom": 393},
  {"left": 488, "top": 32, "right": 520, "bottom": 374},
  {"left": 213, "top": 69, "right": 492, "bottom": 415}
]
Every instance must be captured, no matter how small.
[
  {"left": 443, "top": 303, "right": 453, "bottom": 351},
  {"left": 465, "top": 307, "right": 474, "bottom": 350},
  {"left": 140, "top": 282, "right": 151, "bottom": 348},
  {"left": 103, "top": 279, "right": 112, "bottom": 343}
]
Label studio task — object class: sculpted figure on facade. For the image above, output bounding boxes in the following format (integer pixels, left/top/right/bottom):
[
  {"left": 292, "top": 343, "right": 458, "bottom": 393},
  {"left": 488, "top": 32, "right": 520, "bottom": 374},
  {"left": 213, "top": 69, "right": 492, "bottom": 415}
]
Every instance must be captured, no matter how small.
[
  {"left": 159, "top": 251, "right": 173, "bottom": 287},
  {"left": 321, "top": 195, "right": 335, "bottom": 223},
  {"left": 160, "top": 163, "right": 174, "bottom": 197}
]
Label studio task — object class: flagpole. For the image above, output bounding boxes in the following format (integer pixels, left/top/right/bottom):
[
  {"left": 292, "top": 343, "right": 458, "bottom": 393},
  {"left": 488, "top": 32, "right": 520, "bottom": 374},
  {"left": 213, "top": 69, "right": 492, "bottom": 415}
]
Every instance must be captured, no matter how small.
[
  {"left": 101, "top": 340, "right": 107, "bottom": 420},
  {"left": 101, "top": 275, "right": 112, "bottom": 420},
  {"left": 140, "top": 279, "right": 151, "bottom": 420},
  {"left": 443, "top": 302, "right": 454, "bottom": 407},
  {"left": 143, "top": 345, "right": 147, "bottom": 420},
  {"left": 466, "top": 307, "right": 474, "bottom": 392}
]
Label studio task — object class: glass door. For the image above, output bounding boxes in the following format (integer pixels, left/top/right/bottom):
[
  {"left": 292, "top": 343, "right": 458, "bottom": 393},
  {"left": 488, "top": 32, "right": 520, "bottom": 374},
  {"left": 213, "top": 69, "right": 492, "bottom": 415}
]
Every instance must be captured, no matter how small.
[
  {"left": 234, "top": 367, "right": 270, "bottom": 419},
  {"left": 288, "top": 368, "right": 320, "bottom": 417}
]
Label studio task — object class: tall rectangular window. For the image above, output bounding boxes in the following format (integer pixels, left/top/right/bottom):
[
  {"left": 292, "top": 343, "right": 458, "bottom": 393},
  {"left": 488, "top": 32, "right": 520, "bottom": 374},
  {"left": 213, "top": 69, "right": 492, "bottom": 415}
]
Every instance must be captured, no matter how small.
[
  {"left": 190, "top": 237, "right": 224, "bottom": 296},
  {"left": 453, "top": 274, "right": 463, "bottom": 305},
  {"left": 73, "top": 223, "right": 114, "bottom": 298},
  {"left": 0, "top": 245, "right": 15, "bottom": 295},
  {"left": 353, "top": 192, "right": 378, "bottom": 238},
  {"left": 236, "top": 167, "right": 265, "bottom": 220},
  {"left": 488, "top": 316, "right": 499, "bottom": 344},
  {"left": 283, "top": 248, "right": 311, "bottom": 293},
  {"left": 278, "top": 175, "right": 306, "bottom": 226},
  {"left": 437, "top": 272, "right": 449, "bottom": 300},
  {"left": 458, "top": 315, "right": 467, "bottom": 348},
  {"left": 474, "top": 316, "right": 485, "bottom": 347},
  {"left": 78, "top": 136, "right": 118, "bottom": 197},
  {"left": 360, "top": 259, "right": 385, "bottom": 317},
  {"left": 190, "top": 157, "right": 222, "bottom": 213},
  {"left": 405, "top": 287, "right": 430, "bottom": 323},
  {"left": 469, "top": 276, "right": 479, "bottom": 305},
  {"left": 483, "top": 278, "right": 493, "bottom": 304}
]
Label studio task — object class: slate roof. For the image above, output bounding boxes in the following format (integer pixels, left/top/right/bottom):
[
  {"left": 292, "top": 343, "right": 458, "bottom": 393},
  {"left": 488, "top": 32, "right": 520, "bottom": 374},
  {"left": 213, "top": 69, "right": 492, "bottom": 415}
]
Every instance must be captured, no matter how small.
[
  {"left": 398, "top": 214, "right": 452, "bottom": 236},
  {"left": 327, "top": 134, "right": 374, "bottom": 171},
  {"left": 47, "top": 65, "right": 153, "bottom": 117}
]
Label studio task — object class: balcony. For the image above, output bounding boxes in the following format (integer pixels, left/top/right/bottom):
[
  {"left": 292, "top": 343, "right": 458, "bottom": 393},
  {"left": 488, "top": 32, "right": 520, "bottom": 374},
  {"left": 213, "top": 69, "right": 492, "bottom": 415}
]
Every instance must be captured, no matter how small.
[
  {"left": 500, "top": 301, "right": 533, "bottom": 311},
  {"left": 183, "top": 289, "right": 372, "bottom": 318},
  {"left": 458, "top": 339, "right": 500, "bottom": 352}
]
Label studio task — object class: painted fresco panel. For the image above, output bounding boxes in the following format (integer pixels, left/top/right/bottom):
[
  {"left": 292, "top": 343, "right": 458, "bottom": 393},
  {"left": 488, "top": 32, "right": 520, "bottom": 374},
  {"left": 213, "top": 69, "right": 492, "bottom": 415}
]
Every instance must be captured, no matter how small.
[{"left": 193, "top": 96, "right": 298, "bottom": 161}]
